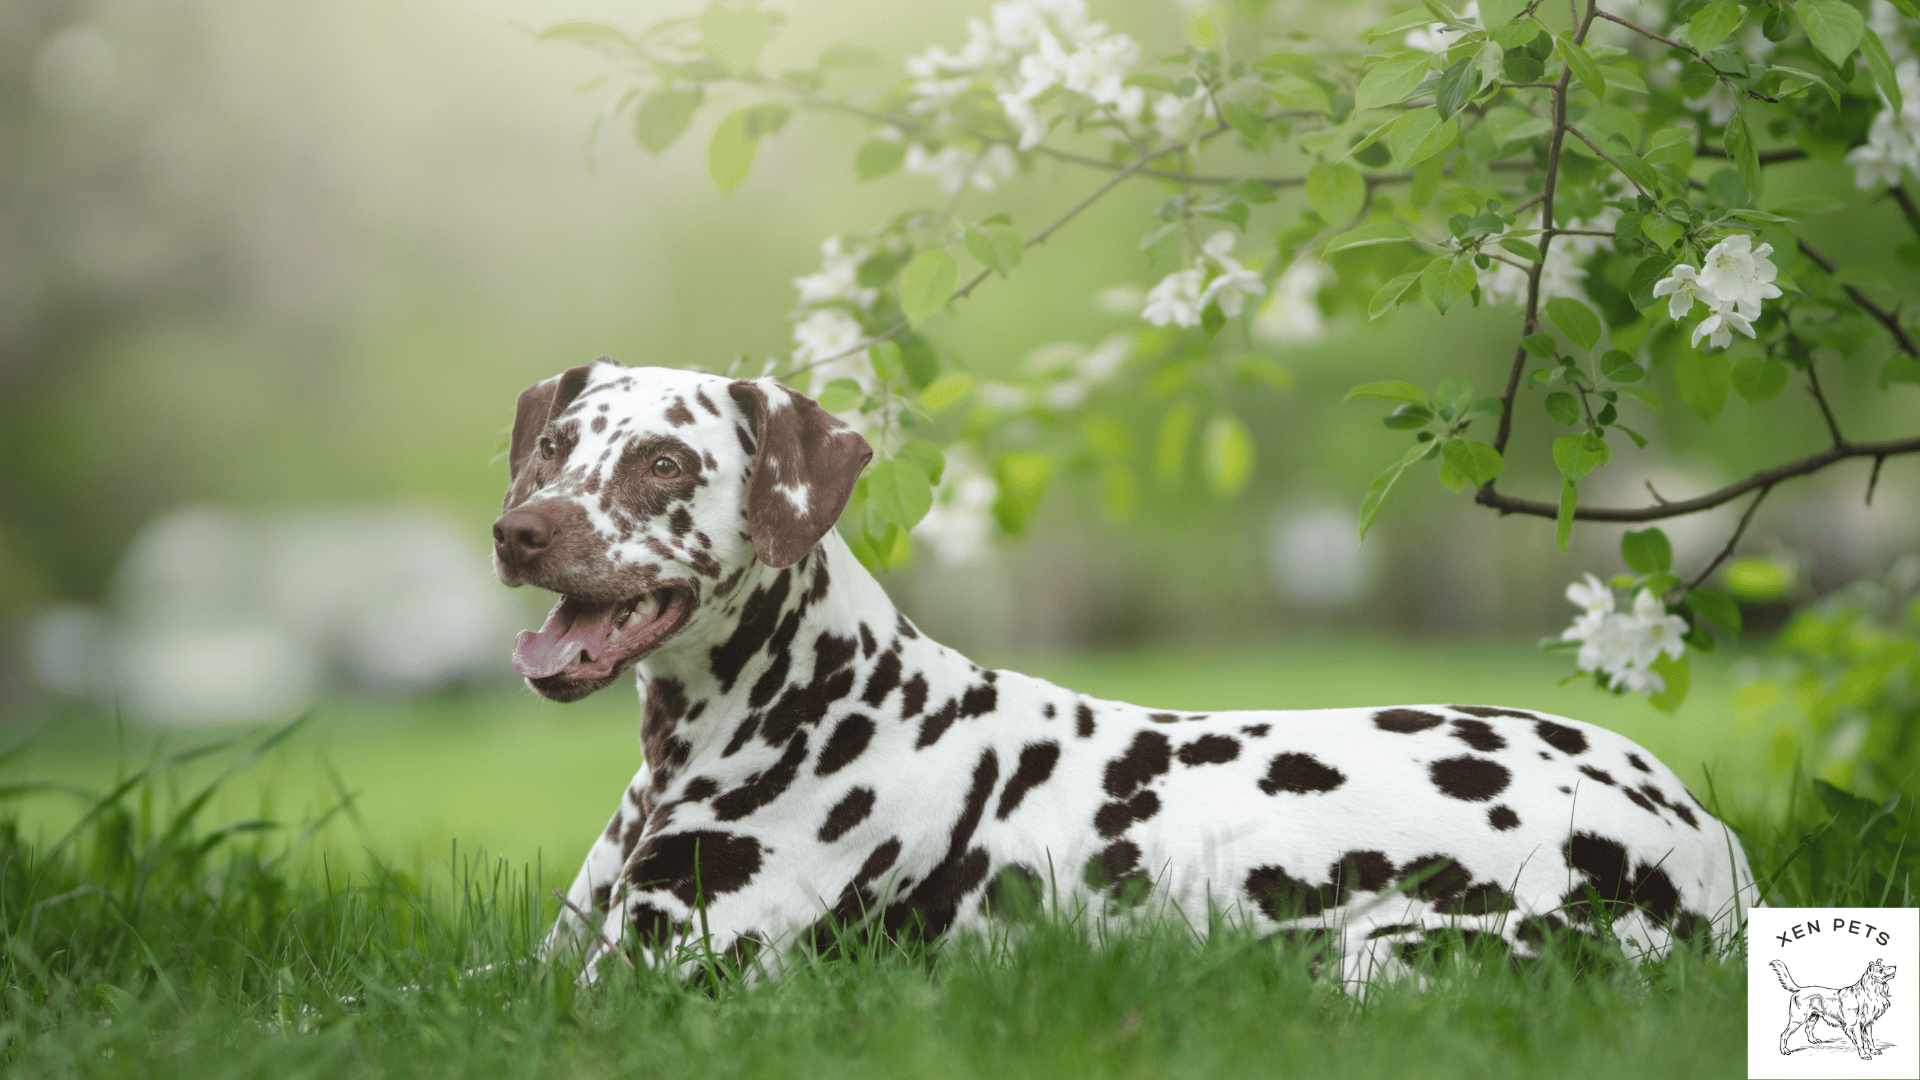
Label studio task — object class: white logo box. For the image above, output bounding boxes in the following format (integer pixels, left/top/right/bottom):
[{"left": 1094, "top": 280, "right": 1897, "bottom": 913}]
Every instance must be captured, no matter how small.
[{"left": 1748, "top": 907, "right": 1917, "bottom": 1080}]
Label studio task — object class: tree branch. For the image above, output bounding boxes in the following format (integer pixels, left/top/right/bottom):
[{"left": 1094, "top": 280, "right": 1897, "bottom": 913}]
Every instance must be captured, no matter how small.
[
  {"left": 1685, "top": 485, "right": 1770, "bottom": 592},
  {"left": 787, "top": 125, "right": 1231, "bottom": 376},
  {"left": 1694, "top": 145, "right": 1808, "bottom": 164},
  {"left": 1566, "top": 125, "right": 1653, "bottom": 199},
  {"left": 1796, "top": 238, "right": 1920, "bottom": 357},
  {"left": 1474, "top": 437, "right": 1920, "bottom": 522},
  {"left": 1802, "top": 348, "right": 1848, "bottom": 449},
  {"left": 1593, "top": 9, "right": 1780, "bottom": 102}
]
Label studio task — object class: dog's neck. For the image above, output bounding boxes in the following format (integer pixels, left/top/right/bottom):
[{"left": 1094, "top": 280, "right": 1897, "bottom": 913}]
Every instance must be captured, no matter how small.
[{"left": 631, "top": 530, "right": 965, "bottom": 782}]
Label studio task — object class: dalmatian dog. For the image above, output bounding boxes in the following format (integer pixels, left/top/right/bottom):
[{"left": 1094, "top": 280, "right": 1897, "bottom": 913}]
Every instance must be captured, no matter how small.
[{"left": 493, "top": 358, "right": 1760, "bottom": 987}]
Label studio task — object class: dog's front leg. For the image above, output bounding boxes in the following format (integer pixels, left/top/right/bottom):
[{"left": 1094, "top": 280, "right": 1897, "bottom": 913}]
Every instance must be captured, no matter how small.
[{"left": 541, "top": 765, "right": 652, "bottom": 966}]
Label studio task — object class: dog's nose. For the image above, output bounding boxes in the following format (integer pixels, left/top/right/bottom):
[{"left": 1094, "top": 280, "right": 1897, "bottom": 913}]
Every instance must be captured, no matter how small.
[{"left": 493, "top": 508, "right": 555, "bottom": 563}]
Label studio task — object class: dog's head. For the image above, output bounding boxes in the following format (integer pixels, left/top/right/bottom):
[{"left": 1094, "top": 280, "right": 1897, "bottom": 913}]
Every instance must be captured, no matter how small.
[
  {"left": 1865, "top": 958, "right": 1897, "bottom": 985},
  {"left": 493, "top": 359, "right": 870, "bottom": 701}
]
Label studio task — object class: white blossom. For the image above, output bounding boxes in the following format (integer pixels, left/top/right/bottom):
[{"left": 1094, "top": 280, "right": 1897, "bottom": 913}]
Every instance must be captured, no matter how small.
[
  {"left": 905, "top": 143, "right": 1017, "bottom": 195},
  {"left": 793, "top": 237, "right": 877, "bottom": 307},
  {"left": 1405, "top": 1, "right": 1478, "bottom": 53},
  {"left": 1690, "top": 298, "right": 1754, "bottom": 350},
  {"left": 1253, "top": 258, "right": 1329, "bottom": 344},
  {"left": 1483, "top": 208, "right": 1617, "bottom": 307},
  {"left": 1626, "top": 588, "right": 1689, "bottom": 669},
  {"left": 1152, "top": 90, "right": 1213, "bottom": 142},
  {"left": 1559, "top": 578, "right": 1688, "bottom": 698},
  {"left": 977, "top": 381, "right": 1031, "bottom": 410},
  {"left": 1651, "top": 263, "right": 1710, "bottom": 320},
  {"left": 1699, "top": 234, "right": 1782, "bottom": 317},
  {"left": 1846, "top": 58, "right": 1920, "bottom": 190},
  {"left": 912, "top": 446, "right": 1000, "bottom": 565},
  {"left": 1199, "top": 231, "right": 1266, "bottom": 317},
  {"left": 1561, "top": 573, "right": 1614, "bottom": 639},
  {"left": 1142, "top": 267, "right": 1207, "bottom": 327},
  {"left": 998, "top": 91, "right": 1049, "bottom": 149},
  {"left": 791, "top": 308, "right": 865, "bottom": 366}
]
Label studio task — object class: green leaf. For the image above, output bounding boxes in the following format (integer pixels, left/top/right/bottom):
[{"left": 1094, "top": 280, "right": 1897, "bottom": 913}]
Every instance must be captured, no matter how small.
[
  {"left": 1323, "top": 221, "right": 1413, "bottom": 256},
  {"left": 1639, "top": 215, "right": 1686, "bottom": 252},
  {"left": 1552, "top": 431, "right": 1610, "bottom": 480},
  {"left": 991, "top": 452, "right": 1052, "bottom": 535},
  {"left": 1556, "top": 34, "right": 1606, "bottom": 98},
  {"left": 1600, "top": 349, "right": 1643, "bottom": 383},
  {"left": 898, "top": 334, "right": 939, "bottom": 389},
  {"left": 815, "top": 378, "right": 864, "bottom": 413},
  {"left": 1544, "top": 392, "right": 1580, "bottom": 425},
  {"left": 709, "top": 110, "right": 758, "bottom": 193},
  {"left": 897, "top": 439, "right": 946, "bottom": 487},
  {"left": 1358, "top": 443, "right": 1429, "bottom": 539},
  {"left": 1464, "top": 440, "right": 1504, "bottom": 483},
  {"left": 699, "top": 5, "right": 773, "bottom": 73},
  {"left": 1686, "top": 587, "right": 1742, "bottom": 636},
  {"left": 1722, "top": 110, "right": 1760, "bottom": 200},
  {"left": 1647, "top": 653, "right": 1690, "bottom": 712},
  {"left": 1478, "top": 0, "right": 1528, "bottom": 29},
  {"left": 1769, "top": 64, "right": 1842, "bottom": 108},
  {"left": 1440, "top": 439, "right": 1504, "bottom": 489},
  {"left": 1383, "top": 403, "right": 1434, "bottom": 429},
  {"left": 1544, "top": 297, "right": 1602, "bottom": 351},
  {"left": 1602, "top": 66, "right": 1649, "bottom": 94},
  {"left": 867, "top": 340, "right": 901, "bottom": 383},
  {"left": 866, "top": 458, "right": 934, "bottom": 531},
  {"left": 1611, "top": 151, "right": 1660, "bottom": 195},
  {"left": 855, "top": 139, "right": 907, "bottom": 180},
  {"left": 1617, "top": 385, "right": 1662, "bottom": 410},
  {"left": 1556, "top": 479, "right": 1578, "bottom": 552},
  {"left": 920, "top": 371, "right": 973, "bottom": 410},
  {"left": 1796, "top": 0, "right": 1866, "bottom": 66},
  {"left": 1366, "top": 9, "right": 1445, "bottom": 40},
  {"left": 1688, "top": 1, "right": 1743, "bottom": 52},
  {"left": 635, "top": 88, "right": 703, "bottom": 155},
  {"left": 1306, "top": 162, "right": 1366, "bottom": 227},
  {"left": 1621, "top": 527, "right": 1673, "bottom": 574},
  {"left": 964, "top": 222, "right": 1023, "bottom": 278},
  {"left": 1203, "top": 413, "right": 1255, "bottom": 496},
  {"left": 1155, "top": 403, "right": 1196, "bottom": 482},
  {"left": 1369, "top": 268, "right": 1426, "bottom": 319},
  {"left": 1522, "top": 333, "right": 1557, "bottom": 358},
  {"left": 1344, "top": 381, "right": 1430, "bottom": 406},
  {"left": 1389, "top": 109, "right": 1458, "bottom": 169},
  {"left": 1476, "top": 41, "right": 1507, "bottom": 90},
  {"left": 898, "top": 250, "right": 958, "bottom": 325},
  {"left": 707, "top": 105, "right": 790, "bottom": 193},
  {"left": 1500, "top": 238, "right": 1544, "bottom": 262},
  {"left": 1355, "top": 55, "right": 1431, "bottom": 111},
  {"left": 1674, "top": 349, "right": 1732, "bottom": 419},
  {"left": 1421, "top": 256, "right": 1476, "bottom": 314},
  {"left": 1731, "top": 355, "right": 1789, "bottom": 401},
  {"left": 1434, "top": 56, "right": 1478, "bottom": 120},
  {"left": 1862, "top": 30, "right": 1903, "bottom": 114}
]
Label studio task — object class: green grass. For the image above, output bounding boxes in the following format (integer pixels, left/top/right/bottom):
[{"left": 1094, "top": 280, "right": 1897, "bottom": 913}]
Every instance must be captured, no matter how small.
[{"left": 2, "top": 641, "right": 1912, "bottom": 1078}]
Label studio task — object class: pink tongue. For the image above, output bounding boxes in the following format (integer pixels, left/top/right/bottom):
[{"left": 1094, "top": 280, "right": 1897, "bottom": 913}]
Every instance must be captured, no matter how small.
[{"left": 513, "top": 596, "right": 621, "bottom": 679}]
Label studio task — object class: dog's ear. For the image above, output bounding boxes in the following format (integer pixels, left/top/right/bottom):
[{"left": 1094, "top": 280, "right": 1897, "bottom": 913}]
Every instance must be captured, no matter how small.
[
  {"left": 504, "top": 364, "right": 595, "bottom": 508},
  {"left": 727, "top": 378, "right": 873, "bottom": 568}
]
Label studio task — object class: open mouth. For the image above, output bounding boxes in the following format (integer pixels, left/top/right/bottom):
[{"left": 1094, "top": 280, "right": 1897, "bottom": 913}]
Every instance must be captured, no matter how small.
[{"left": 512, "top": 586, "right": 692, "bottom": 692}]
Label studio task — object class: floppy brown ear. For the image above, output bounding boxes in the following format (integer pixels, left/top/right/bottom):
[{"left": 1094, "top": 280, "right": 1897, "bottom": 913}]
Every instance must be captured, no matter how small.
[
  {"left": 727, "top": 378, "right": 873, "bottom": 568},
  {"left": 503, "top": 363, "right": 596, "bottom": 508}
]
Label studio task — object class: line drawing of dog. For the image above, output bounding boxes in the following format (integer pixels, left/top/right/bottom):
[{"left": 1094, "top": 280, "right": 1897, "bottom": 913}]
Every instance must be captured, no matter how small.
[{"left": 1770, "top": 957, "right": 1897, "bottom": 1059}]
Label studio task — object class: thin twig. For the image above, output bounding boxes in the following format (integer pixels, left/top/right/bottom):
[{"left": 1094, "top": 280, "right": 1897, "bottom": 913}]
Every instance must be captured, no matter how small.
[
  {"left": 789, "top": 123, "right": 1232, "bottom": 376},
  {"left": 553, "top": 888, "right": 636, "bottom": 972},
  {"left": 1645, "top": 480, "right": 1670, "bottom": 505},
  {"left": 1474, "top": 436, "right": 1920, "bottom": 522},
  {"left": 1802, "top": 348, "right": 1848, "bottom": 450},
  {"left": 1797, "top": 239, "right": 1920, "bottom": 357},
  {"left": 1027, "top": 143, "right": 1534, "bottom": 187},
  {"left": 1566, "top": 125, "right": 1653, "bottom": 199},
  {"left": 1594, "top": 9, "right": 1780, "bottom": 102},
  {"left": 1685, "top": 485, "right": 1771, "bottom": 592},
  {"left": 1867, "top": 455, "right": 1887, "bottom": 506},
  {"left": 1694, "top": 145, "right": 1808, "bottom": 164},
  {"left": 1889, "top": 187, "right": 1920, "bottom": 239}
]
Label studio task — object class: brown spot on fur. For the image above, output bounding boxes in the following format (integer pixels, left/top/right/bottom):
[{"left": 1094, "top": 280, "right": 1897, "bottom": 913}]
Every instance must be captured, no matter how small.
[{"left": 1375, "top": 709, "right": 1445, "bottom": 733}]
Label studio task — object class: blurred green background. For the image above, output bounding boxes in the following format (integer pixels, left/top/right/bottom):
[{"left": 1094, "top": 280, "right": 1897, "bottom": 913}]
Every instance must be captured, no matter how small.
[{"left": 2, "top": 0, "right": 1915, "bottom": 873}]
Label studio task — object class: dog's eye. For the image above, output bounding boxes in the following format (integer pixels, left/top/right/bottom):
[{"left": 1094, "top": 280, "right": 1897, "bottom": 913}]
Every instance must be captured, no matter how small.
[
  {"left": 537, "top": 436, "right": 556, "bottom": 459},
  {"left": 652, "top": 457, "right": 680, "bottom": 479}
]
